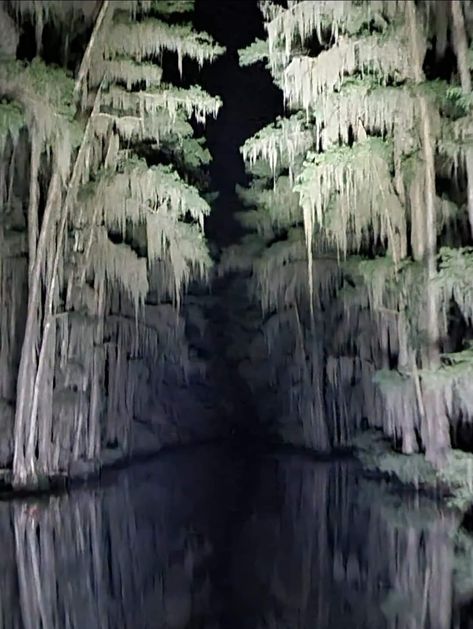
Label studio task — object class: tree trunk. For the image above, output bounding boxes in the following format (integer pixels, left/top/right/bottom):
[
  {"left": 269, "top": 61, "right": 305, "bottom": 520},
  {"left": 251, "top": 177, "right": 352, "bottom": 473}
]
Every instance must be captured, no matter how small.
[
  {"left": 451, "top": 0, "right": 473, "bottom": 238},
  {"left": 13, "top": 169, "right": 60, "bottom": 487},
  {"left": 12, "top": 1, "right": 111, "bottom": 487},
  {"left": 37, "top": 320, "right": 56, "bottom": 472},
  {"left": 409, "top": 166, "right": 427, "bottom": 260},
  {"left": 73, "top": 0, "right": 110, "bottom": 107},
  {"left": 27, "top": 133, "right": 40, "bottom": 281},
  {"left": 29, "top": 85, "right": 103, "bottom": 476},
  {"left": 87, "top": 276, "right": 105, "bottom": 461},
  {"left": 294, "top": 304, "right": 330, "bottom": 451},
  {"left": 419, "top": 94, "right": 451, "bottom": 461},
  {"left": 25, "top": 205, "right": 60, "bottom": 472},
  {"left": 406, "top": 0, "right": 451, "bottom": 463}
]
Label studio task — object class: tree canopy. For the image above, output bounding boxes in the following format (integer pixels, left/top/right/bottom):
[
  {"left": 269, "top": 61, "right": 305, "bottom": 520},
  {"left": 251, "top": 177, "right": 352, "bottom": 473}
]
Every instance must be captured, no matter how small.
[
  {"left": 231, "top": 0, "right": 473, "bottom": 464},
  {"left": 0, "top": 0, "right": 224, "bottom": 488}
]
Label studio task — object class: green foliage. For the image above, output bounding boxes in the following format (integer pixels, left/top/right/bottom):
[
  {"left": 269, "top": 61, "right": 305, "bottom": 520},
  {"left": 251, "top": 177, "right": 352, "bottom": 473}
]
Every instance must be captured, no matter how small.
[
  {"left": 106, "top": 15, "right": 225, "bottom": 69},
  {"left": 453, "top": 529, "right": 473, "bottom": 598},
  {"left": 301, "top": 78, "right": 418, "bottom": 148},
  {"left": 91, "top": 228, "right": 149, "bottom": 309},
  {"left": 436, "top": 247, "right": 473, "bottom": 324},
  {"left": 400, "top": 149, "right": 421, "bottom": 187},
  {"left": 354, "top": 430, "right": 473, "bottom": 510},
  {"left": 162, "top": 136, "right": 211, "bottom": 172},
  {"left": 102, "top": 84, "right": 222, "bottom": 124},
  {"left": 241, "top": 112, "right": 313, "bottom": 174},
  {"left": 235, "top": 0, "right": 473, "bottom": 468},
  {"left": 0, "top": 0, "right": 223, "bottom": 485},
  {"left": 420, "top": 343, "right": 473, "bottom": 388},
  {"left": 219, "top": 234, "right": 266, "bottom": 275},
  {"left": 299, "top": 137, "right": 391, "bottom": 174},
  {"left": 0, "top": 99, "right": 24, "bottom": 148},
  {"left": 354, "top": 255, "right": 397, "bottom": 304},
  {"left": 238, "top": 39, "right": 269, "bottom": 67},
  {"left": 84, "top": 157, "right": 210, "bottom": 228},
  {"left": 283, "top": 25, "right": 415, "bottom": 113},
  {"left": 264, "top": 0, "right": 404, "bottom": 63},
  {"left": 234, "top": 209, "right": 273, "bottom": 238},
  {"left": 95, "top": 108, "right": 194, "bottom": 144},
  {"left": 354, "top": 431, "right": 439, "bottom": 488},
  {"left": 242, "top": 159, "right": 278, "bottom": 180},
  {"left": 444, "top": 85, "right": 473, "bottom": 115},
  {"left": 295, "top": 138, "right": 398, "bottom": 254},
  {"left": 0, "top": 57, "right": 75, "bottom": 120},
  {"left": 151, "top": 0, "right": 195, "bottom": 15},
  {"left": 237, "top": 176, "right": 302, "bottom": 233},
  {"left": 357, "top": 255, "right": 396, "bottom": 278},
  {"left": 104, "top": 58, "right": 163, "bottom": 89},
  {"left": 372, "top": 368, "right": 410, "bottom": 391},
  {"left": 438, "top": 247, "right": 473, "bottom": 284},
  {"left": 87, "top": 5, "right": 221, "bottom": 305},
  {"left": 182, "top": 137, "right": 211, "bottom": 166},
  {"left": 415, "top": 81, "right": 473, "bottom": 122},
  {"left": 443, "top": 342, "right": 473, "bottom": 366}
]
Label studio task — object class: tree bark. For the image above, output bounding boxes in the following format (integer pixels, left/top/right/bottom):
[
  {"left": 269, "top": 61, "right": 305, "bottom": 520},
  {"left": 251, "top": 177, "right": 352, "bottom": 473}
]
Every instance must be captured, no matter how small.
[
  {"left": 29, "top": 84, "right": 104, "bottom": 476},
  {"left": 13, "top": 169, "right": 60, "bottom": 487},
  {"left": 73, "top": 0, "right": 110, "bottom": 106},
  {"left": 87, "top": 276, "right": 105, "bottom": 461},
  {"left": 27, "top": 133, "right": 40, "bottom": 281},
  {"left": 419, "top": 94, "right": 451, "bottom": 460},
  {"left": 406, "top": 0, "right": 451, "bottom": 463},
  {"left": 13, "top": 0, "right": 111, "bottom": 487}
]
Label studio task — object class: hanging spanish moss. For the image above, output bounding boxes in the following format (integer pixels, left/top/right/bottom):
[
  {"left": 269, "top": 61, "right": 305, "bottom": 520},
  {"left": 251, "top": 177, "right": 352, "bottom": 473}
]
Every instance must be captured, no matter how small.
[
  {"left": 0, "top": 0, "right": 224, "bottom": 490},
  {"left": 2, "top": 0, "right": 473, "bottom": 506},
  {"left": 224, "top": 0, "right": 473, "bottom": 500}
]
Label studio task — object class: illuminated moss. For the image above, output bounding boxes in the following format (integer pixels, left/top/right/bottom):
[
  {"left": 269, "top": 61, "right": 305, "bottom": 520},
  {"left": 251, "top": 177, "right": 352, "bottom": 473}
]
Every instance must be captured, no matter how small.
[
  {"left": 238, "top": 39, "right": 269, "bottom": 67},
  {"left": 0, "top": 100, "right": 24, "bottom": 149}
]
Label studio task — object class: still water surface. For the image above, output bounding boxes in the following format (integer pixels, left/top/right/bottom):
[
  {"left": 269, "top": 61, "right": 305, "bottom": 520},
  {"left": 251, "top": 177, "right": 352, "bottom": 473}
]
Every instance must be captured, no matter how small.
[{"left": 0, "top": 446, "right": 472, "bottom": 629}]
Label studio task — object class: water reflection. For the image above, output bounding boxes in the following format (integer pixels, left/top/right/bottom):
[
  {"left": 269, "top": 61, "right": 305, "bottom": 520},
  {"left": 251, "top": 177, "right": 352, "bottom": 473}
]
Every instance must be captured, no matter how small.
[{"left": 0, "top": 448, "right": 471, "bottom": 628}]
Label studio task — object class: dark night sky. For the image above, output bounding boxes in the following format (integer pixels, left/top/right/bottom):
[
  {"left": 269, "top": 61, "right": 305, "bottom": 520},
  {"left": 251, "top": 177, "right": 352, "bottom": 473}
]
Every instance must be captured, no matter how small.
[{"left": 192, "top": 0, "right": 284, "bottom": 248}]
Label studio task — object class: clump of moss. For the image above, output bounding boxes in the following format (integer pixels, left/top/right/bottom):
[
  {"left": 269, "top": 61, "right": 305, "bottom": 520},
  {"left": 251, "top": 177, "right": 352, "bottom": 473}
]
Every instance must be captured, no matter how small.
[
  {"left": 354, "top": 430, "right": 473, "bottom": 511},
  {"left": 0, "top": 99, "right": 24, "bottom": 149}
]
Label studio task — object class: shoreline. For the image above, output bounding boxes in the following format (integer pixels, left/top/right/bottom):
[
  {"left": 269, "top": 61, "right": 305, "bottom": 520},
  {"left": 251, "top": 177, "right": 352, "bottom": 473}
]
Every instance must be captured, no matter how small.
[
  {"left": 2, "top": 431, "right": 473, "bottom": 521},
  {"left": 353, "top": 430, "right": 473, "bottom": 513}
]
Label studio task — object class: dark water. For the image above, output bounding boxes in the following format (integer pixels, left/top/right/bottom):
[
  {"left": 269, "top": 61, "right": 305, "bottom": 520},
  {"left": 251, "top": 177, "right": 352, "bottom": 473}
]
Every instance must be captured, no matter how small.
[{"left": 0, "top": 446, "right": 472, "bottom": 629}]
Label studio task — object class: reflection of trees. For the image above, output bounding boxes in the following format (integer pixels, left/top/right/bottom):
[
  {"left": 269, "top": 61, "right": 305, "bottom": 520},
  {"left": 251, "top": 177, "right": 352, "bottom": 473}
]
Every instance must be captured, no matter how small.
[
  {"left": 0, "top": 452, "right": 224, "bottom": 629},
  {"left": 232, "top": 459, "right": 459, "bottom": 629},
  {"left": 0, "top": 453, "right": 465, "bottom": 629}
]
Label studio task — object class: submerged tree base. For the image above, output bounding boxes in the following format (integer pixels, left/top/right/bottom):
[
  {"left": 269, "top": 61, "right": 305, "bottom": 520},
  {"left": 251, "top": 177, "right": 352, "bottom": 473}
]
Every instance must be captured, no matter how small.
[
  {"left": 354, "top": 430, "right": 473, "bottom": 512},
  {"left": 0, "top": 430, "right": 223, "bottom": 497},
  {"left": 0, "top": 470, "right": 68, "bottom": 497}
]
